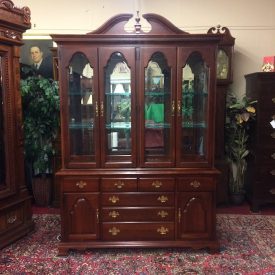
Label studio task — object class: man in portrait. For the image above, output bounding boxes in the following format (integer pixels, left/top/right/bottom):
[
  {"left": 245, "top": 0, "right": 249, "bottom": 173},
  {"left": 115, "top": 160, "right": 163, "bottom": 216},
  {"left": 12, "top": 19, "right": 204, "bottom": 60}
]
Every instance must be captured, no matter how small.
[{"left": 29, "top": 45, "right": 53, "bottom": 79}]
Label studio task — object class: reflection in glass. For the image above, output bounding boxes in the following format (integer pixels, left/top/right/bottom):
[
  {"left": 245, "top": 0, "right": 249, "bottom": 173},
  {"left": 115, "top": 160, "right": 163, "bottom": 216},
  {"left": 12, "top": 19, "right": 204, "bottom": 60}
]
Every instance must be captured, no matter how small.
[
  {"left": 216, "top": 49, "right": 229, "bottom": 79},
  {"left": 105, "top": 52, "right": 131, "bottom": 155},
  {"left": 144, "top": 52, "right": 171, "bottom": 161},
  {"left": 0, "top": 56, "right": 6, "bottom": 186},
  {"left": 68, "top": 53, "right": 95, "bottom": 160},
  {"left": 181, "top": 52, "right": 209, "bottom": 159}
]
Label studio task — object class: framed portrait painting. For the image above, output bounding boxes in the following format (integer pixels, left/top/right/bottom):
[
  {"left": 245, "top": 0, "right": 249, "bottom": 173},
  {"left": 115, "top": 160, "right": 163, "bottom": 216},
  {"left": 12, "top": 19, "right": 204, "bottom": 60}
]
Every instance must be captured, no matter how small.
[{"left": 20, "top": 39, "right": 54, "bottom": 79}]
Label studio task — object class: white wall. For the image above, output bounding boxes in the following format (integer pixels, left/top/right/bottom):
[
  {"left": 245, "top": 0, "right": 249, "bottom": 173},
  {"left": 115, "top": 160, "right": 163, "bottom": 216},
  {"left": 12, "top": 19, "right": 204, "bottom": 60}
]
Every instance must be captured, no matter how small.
[{"left": 15, "top": 0, "right": 275, "bottom": 95}]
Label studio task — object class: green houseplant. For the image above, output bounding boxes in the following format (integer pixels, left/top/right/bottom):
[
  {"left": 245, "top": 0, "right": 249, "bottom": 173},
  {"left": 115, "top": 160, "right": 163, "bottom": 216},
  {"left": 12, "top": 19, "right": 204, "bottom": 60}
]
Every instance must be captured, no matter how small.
[
  {"left": 225, "top": 92, "right": 257, "bottom": 204},
  {"left": 20, "top": 71, "right": 60, "bottom": 205}
]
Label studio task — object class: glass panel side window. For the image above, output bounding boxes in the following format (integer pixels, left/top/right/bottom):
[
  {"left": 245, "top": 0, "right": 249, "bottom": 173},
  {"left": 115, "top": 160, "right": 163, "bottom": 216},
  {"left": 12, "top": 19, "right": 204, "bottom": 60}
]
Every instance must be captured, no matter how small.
[
  {"left": 68, "top": 53, "right": 95, "bottom": 161},
  {"left": 181, "top": 52, "right": 209, "bottom": 159},
  {"left": 0, "top": 56, "right": 6, "bottom": 186},
  {"left": 216, "top": 49, "right": 229, "bottom": 79},
  {"left": 144, "top": 53, "right": 171, "bottom": 161},
  {"left": 105, "top": 52, "right": 131, "bottom": 155}
]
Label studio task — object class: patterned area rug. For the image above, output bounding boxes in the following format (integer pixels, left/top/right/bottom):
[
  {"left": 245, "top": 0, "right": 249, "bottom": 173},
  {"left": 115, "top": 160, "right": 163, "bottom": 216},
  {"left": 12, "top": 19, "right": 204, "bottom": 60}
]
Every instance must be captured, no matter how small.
[{"left": 0, "top": 214, "right": 274, "bottom": 274}]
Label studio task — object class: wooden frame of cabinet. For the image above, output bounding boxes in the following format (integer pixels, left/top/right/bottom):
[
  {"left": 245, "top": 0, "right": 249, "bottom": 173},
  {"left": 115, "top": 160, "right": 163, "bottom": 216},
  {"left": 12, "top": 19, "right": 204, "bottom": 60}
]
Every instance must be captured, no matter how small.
[
  {"left": 52, "top": 13, "right": 221, "bottom": 256},
  {"left": 0, "top": 0, "right": 34, "bottom": 249}
]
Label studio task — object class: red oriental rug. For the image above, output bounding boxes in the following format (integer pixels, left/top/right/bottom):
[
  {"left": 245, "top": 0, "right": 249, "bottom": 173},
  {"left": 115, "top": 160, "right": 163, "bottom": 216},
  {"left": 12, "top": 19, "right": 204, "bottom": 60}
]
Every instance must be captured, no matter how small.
[{"left": 0, "top": 214, "right": 274, "bottom": 274}]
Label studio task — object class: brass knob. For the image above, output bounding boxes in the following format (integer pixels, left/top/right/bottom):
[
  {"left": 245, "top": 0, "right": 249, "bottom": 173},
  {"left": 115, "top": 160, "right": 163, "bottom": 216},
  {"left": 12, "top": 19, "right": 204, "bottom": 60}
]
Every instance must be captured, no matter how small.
[
  {"left": 269, "top": 188, "right": 275, "bottom": 195},
  {"left": 76, "top": 181, "right": 87, "bottom": 189},
  {"left": 157, "top": 226, "right": 169, "bottom": 235},
  {"left": 109, "top": 211, "right": 120, "bottom": 218},
  {"left": 108, "top": 227, "right": 120, "bottom": 236},
  {"left": 270, "top": 170, "right": 275, "bottom": 176},
  {"left": 109, "top": 196, "right": 119, "bottom": 204},
  {"left": 190, "top": 180, "right": 201, "bottom": 188},
  {"left": 7, "top": 215, "right": 17, "bottom": 224},
  {"left": 152, "top": 180, "right": 162, "bottom": 188},
  {"left": 271, "top": 153, "right": 275, "bottom": 159},
  {"left": 272, "top": 98, "right": 275, "bottom": 103},
  {"left": 114, "top": 180, "right": 124, "bottom": 189},
  {"left": 157, "top": 195, "right": 168, "bottom": 203},
  {"left": 157, "top": 210, "right": 168, "bottom": 218}
]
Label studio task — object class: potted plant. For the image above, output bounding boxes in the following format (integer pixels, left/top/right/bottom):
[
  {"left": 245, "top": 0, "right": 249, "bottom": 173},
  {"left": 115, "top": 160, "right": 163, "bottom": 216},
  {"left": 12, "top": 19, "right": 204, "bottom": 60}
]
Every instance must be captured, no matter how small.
[
  {"left": 20, "top": 69, "right": 60, "bottom": 206},
  {"left": 225, "top": 92, "right": 257, "bottom": 204}
]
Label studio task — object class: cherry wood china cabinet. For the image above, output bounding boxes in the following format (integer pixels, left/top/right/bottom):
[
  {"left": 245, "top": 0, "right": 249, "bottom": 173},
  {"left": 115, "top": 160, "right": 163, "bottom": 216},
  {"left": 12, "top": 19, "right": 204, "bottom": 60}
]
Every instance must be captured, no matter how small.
[
  {"left": 52, "top": 13, "right": 221, "bottom": 256},
  {"left": 0, "top": 0, "right": 34, "bottom": 248}
]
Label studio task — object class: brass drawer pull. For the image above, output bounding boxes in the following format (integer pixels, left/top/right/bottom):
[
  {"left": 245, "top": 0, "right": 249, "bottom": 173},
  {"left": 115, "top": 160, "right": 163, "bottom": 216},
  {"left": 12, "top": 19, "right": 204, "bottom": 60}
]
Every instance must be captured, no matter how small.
[
  {"left": 152, "top": 180, "right": 162, "bottom": 188},
  {"left": 109, "top": 227, "right": 120, "bottom": 236},
  {"left": 271, "top": 153, "right": 275, "bottom": 159},
  {"left": 190, "top": 180, "right": 201, "bottom": 188},
  {"left": 114, "top": 180, "right": 124, "bottom": 189},
  {"left": 157, "top": 226, "right": 169, "bottom": 235},
  {"left": 76, "top": 181, "right": 87, "bottom": 189},
  {"left": 271, "top": 133, "right": 275, "bottom": 139},
  {"left": 109, "top": 196, "right": 119, "bottom": 204},
  {"left": 157, "top": 195, "right": 168, "bottom": 203},
  {"left": 269, "top": 188, "right": 275, "bottom": 195},
  {"left": 7, "top": 215, "right": 17, "bottom": 224},
  {"left": 157, "top": 210, "right": 168, "bottom": 218},
  {"left": 272, "top": 98, "right": 275, "bottom": 103},
  {"left": 109, "top": 211, "right": 120, "bottom": 218},
  {"left": 270, "top": 170, "right": 275, "bottom": 176}
]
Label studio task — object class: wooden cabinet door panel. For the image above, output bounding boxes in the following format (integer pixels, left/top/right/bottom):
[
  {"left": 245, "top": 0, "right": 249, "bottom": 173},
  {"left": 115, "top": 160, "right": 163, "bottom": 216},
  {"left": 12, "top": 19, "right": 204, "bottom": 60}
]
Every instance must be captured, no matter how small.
[
  {"left": 63, "top": 193, "right": 99, "bottom": 241},
  {"left": 177, "top": 192, "right": 213, "bottom": 239}
]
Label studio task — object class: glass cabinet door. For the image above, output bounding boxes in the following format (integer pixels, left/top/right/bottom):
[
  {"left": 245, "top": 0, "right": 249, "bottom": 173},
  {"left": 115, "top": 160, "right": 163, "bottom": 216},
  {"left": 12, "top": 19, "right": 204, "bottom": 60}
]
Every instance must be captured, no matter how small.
[
  {"left": 177, "top": 49, "right": 213, "bottom": 166},
  {"left": 99, "top": 48, "right": 136, "bottom": 167},
  {"left": 67, "top": 52, "right": 98, "bottom": 166},
  {"left": 0, "top": 55, "right": 5, "bottom": 189},
  {"left": 140, "top": 48, "right": 176, "bottom": 167}
]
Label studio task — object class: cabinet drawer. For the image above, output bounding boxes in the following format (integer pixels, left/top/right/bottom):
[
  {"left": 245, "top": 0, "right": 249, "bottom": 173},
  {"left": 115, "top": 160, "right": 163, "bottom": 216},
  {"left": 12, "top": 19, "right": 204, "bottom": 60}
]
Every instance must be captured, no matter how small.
[
  {"left": 138, "top": 178, "right": 175, "bottom": 191},
  {"left": 102, "top": 222, "right": 174, "bottom": 241},
  {"left": 101, "top": 178, "right": 137, "bottom": 192},
  {"left": 0, "top": 206, "right": 24, "bottom": 233},
  {"left": 63, "top": 178, "right": 99, "bottom": 192},
  {"left": 101, "top": 207, "right": 174, "bottom": 222},
  {"left": 178, "top": 177, "right": 215, "bottom": 191},
  {"left": 101, "top": 193, "right": 174, "bottom": 206}
]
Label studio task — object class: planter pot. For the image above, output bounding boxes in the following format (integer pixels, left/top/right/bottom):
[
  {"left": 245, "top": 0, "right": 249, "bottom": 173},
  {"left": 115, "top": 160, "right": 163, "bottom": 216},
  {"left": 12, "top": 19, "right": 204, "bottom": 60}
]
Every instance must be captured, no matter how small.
[
  {"left": 230, "top": 193, "right": 245, "bottom": 205},
  {"left": 32, "top": 175, "right": 52, "bottom": 206}
]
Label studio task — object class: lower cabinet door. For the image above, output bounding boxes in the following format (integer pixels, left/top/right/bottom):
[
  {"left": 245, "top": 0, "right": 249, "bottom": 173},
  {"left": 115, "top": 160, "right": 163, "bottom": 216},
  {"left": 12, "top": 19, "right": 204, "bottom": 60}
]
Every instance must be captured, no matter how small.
[
  {"left": 177, "top": 192, "right": 213, "bottom": 240},
  {"left": 63, "top": 193, "right": 99, "bottom": 241}
]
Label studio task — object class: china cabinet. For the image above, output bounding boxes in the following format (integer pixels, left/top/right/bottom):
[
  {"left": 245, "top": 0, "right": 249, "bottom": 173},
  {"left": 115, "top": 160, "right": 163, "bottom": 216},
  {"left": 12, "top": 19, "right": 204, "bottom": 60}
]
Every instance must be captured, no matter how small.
[
  {"left": 52, "top": 13, "right": 221, "bottom": 255},
  {"left": 208, "top": 26, "right": 235, "bottom": 204},
  {"left": 0, "top": 0, "right": 34, "bottom": 248},
  {"left": 245, "top": 72, "right": 275, "bottom": 211}
]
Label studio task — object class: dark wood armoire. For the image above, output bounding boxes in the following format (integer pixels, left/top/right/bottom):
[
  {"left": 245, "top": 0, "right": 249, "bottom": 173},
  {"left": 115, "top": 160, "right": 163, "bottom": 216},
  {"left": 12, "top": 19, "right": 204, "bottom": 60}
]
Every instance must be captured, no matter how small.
[{"left": 0, "top": 0, "right": 34, "bottom": 248}]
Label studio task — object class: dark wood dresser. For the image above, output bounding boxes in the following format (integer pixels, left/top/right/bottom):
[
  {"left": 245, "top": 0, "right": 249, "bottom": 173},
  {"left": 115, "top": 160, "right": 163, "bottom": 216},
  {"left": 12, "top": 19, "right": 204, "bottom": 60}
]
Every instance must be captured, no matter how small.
[{"left": 245, "top": 72, "right": 275, "bottom": 211}]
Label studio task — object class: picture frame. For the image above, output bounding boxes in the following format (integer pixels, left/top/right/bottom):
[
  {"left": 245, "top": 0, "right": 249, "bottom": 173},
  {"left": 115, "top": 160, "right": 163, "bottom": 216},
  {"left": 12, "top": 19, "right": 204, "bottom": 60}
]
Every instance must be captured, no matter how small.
[{"left": 20, "top": 38, "right": 55, "bottom": 79}]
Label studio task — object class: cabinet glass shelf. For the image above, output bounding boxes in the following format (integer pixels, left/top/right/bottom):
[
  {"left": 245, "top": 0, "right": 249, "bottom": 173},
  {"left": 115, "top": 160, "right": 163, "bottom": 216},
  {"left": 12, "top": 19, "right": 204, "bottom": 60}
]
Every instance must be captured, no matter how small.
[
  {"left": 106, "top": 122, "right": 131, "bottom": 129},
  {"left": 145, "top": 122, "right": 170, "bottom": 129},
  {"left": 69, "top": 122, "right": 94, "bottom": 129},
  {"left": 106, "top": 92, "right": 131, "bottom": 97},
  {"left": 182, "top": 122, "right": 206, "bottom": 128}
]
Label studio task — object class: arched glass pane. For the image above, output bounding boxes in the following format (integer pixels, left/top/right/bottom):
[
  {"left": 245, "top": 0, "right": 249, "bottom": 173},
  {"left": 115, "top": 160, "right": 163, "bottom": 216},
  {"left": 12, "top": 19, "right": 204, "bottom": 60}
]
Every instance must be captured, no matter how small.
[
  {"left": 68, "top": 53, "right": 95, "bottom": 160},
  {"left": 105, "top": 52, "right": 131, "bottom": 155},
  {"left": 144, "top": 52, "right": 171, "bottom": 161},
  {"left": 216, "top": 49, "right": 229, "bottom": 79},
  {"left": 0, "top": 56, "right": 6, "bottom": 186},
  {"left": 181, "top": 52, "right": 209, "bottom": 159}
]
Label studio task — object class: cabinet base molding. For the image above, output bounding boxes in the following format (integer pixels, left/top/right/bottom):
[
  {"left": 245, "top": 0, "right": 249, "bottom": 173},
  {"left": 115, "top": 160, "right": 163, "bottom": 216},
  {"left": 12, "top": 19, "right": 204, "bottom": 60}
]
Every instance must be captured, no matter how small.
[{"left": 58, "top": 240, "right": 220, "bottom": 256}]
